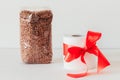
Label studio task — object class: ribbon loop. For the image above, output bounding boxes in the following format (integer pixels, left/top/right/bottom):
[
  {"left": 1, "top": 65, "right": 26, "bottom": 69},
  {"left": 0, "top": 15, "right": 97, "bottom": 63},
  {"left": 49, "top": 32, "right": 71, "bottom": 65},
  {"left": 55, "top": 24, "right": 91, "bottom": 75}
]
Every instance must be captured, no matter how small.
[{"left": 86, "top": 31, "right": 101, "bottom": 49}]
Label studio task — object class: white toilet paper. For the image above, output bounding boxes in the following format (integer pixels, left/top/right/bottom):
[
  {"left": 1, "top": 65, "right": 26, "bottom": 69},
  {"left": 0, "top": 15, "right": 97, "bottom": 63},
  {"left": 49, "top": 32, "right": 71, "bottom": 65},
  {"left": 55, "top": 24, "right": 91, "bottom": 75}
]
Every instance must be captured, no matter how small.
[{"left": 63, "top": 35, "right": 97, "bottom": 74}]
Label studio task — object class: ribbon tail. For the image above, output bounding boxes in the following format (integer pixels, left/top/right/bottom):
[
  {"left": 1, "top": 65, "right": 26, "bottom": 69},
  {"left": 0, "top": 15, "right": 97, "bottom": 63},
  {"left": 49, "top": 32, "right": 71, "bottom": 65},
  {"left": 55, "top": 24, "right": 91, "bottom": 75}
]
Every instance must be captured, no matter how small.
[
  {"left": 81, "top": 53, "right": 86, "bottom": 64},
  {"left": 88, "top": 46, "right": 110, "bottom": 73},
  {"left": 67, "top": 72, "right": 87, "bottom": 78},
  {"left": 97, "top": 49, "right": 110, "bottom": 73}
]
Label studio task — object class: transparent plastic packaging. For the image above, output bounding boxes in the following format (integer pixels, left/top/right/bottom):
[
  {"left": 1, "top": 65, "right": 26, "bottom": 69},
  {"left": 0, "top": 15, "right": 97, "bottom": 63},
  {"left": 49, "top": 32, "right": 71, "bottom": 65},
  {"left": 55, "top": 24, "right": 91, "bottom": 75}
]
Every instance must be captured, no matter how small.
[{"left": 20, "top": 8, "right": 53, "bottom": 64}]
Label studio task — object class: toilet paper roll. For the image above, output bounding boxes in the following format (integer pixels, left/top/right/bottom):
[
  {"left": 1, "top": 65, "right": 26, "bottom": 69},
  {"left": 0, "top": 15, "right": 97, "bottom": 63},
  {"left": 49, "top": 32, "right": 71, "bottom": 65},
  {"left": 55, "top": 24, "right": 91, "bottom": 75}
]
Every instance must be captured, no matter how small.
[{"left": 63, "top": 35, "right": 97, "bottom": 73}]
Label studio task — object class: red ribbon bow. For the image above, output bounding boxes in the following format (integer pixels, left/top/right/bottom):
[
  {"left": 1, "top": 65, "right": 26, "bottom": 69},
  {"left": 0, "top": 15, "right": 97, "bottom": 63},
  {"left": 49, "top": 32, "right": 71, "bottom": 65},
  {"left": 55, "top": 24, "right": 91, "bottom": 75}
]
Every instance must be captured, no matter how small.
[{"left": 64, "top": 31, "right": 110, "bottom": 78}]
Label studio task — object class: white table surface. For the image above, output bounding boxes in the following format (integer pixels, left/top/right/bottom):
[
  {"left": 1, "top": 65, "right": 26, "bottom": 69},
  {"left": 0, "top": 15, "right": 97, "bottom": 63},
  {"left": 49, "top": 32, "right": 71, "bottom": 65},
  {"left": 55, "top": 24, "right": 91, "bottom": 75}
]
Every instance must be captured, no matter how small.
[{"left": 0, "top": 48, "right": 120, "bottom": 80}]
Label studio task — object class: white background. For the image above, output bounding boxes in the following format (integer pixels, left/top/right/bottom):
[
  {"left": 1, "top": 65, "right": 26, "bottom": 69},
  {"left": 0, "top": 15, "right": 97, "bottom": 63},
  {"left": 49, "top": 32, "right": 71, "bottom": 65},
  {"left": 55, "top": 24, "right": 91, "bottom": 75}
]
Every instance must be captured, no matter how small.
[{"left": 0, "top": 0, "right": 120, "bottom": 48}]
